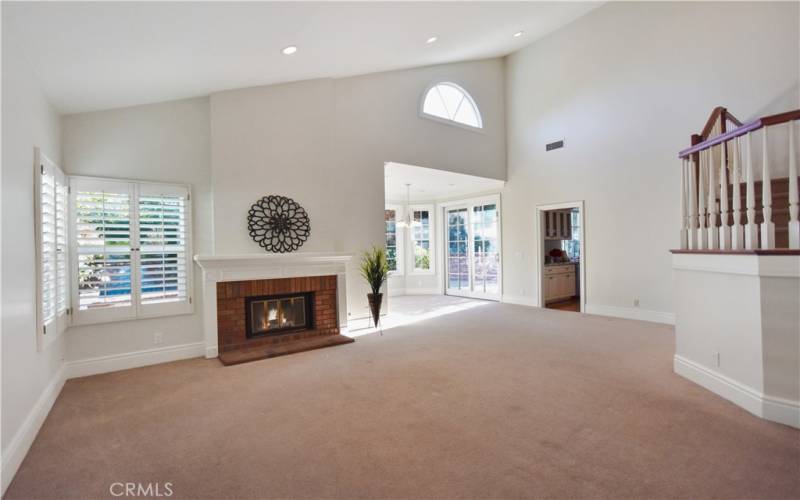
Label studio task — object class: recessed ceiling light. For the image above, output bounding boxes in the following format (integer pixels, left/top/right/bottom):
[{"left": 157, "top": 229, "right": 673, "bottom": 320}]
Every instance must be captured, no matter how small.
[
  {"left": 426, "top": 36, "right": 438, "bottom": 44},
  {"left": 282, "top": 45, "right": 298, "bottom": 55},
  {"left": 513, "top": 31, "right": 524, "bottom": 38}
]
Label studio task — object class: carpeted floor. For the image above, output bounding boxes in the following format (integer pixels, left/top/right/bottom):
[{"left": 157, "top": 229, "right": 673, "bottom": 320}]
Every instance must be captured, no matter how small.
[{"left": 5, "top": 298, "right": 799, "bottom": 499}]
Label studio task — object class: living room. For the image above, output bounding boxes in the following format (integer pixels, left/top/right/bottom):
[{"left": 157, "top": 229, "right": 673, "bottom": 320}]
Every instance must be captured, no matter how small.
[{"left": 2, "top": 2, "right": 798, "bottom": 498}]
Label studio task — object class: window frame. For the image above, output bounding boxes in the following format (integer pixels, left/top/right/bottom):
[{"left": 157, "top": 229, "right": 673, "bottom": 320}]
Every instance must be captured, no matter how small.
[
  {"left": 69, "top": 175, "right": 194, "bottom": 326},
  {"left": 34, "top": 148, "right": 70, "bottom": 350},
  {"left": 408, "top": 204, "right": 435, "bottom": 275},
  {"left": 419, "top": 81, "right": 485, "bottom": 133},
  {"left": 384, "top": 204, "right": 404, "bottom": 275}
]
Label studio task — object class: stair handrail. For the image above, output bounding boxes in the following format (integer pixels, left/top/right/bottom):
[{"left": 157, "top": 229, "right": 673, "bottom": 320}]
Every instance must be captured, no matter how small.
[{"left": 680, "top": 109, "right": 800, "bottom": 158}]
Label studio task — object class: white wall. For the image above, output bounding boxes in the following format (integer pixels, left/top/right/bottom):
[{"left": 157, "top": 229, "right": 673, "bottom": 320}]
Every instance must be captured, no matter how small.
[
  {"left": 502, "top": 1, "right": 800, "bottom": 318},
  {"left": 673, "top": 254, "right": 799, "bottom": 427},
  {"left": 61, "top": 97, "right": 212, "bottom": 361},
  {"left": 1, "top": 32, "right": 65, "bottom": 493},
  {"left": 211, "top": 58, "right": 506, "bottom": 319}
]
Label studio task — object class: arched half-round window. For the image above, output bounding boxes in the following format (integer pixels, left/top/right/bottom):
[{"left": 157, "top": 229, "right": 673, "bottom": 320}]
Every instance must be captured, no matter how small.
[{"left": 421, "top": 82, "right": 483, "bottom": 129}]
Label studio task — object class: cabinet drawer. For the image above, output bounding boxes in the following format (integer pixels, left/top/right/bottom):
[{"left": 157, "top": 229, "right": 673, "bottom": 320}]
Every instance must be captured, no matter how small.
[{"left": 544, "top": 265, "right": 573, "bottom": 275}]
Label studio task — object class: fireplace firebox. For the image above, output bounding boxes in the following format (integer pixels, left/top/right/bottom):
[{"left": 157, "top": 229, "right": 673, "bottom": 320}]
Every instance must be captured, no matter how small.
[{"left": 245, "top": 292, "right": 314, "bottom": 337}]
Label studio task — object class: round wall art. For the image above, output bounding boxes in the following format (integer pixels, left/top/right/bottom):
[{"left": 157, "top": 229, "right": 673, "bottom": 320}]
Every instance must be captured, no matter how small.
[{"left": 247, "top": 195, "right": 310, "bottom": 253}]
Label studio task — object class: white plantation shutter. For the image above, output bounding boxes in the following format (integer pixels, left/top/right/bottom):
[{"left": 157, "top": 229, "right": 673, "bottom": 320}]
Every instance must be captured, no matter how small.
[
  {"left": 35, "top": 149, "right": 69, "bottom": 350},
  {"left": 137, "top": 184, "right": 192, "bottom": 316},
  {"left": 70, "top": 177, "right": 192, "bottom": 325},
  {"left": 56, "top": 171, "right": 69, "bottom": 317},
  {"left": 71, "top": 178, "right": 136, "bottom": 324}
]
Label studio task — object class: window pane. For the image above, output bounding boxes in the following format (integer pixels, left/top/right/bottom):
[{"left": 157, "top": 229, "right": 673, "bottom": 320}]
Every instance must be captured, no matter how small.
[
  {"left": 423, "top": 89, "right": 448, "bottom": 120},
  {"left": 422, "top": 83, "right": 482, "bottom": 129},
  {"left": 139, "top": 194, "right": 188, "bottom": 305},
  {"left": 385, "top": 209, "right": 398, "bottom": 272},
  {"left": 453, "top": 98, "right": 479, "bottom": 128},
  {"left": 75, "top": 189, "right": 132, "bottom": 310},
  {"left": 438, "top": 85, "right": 464, "bottom": 118}
]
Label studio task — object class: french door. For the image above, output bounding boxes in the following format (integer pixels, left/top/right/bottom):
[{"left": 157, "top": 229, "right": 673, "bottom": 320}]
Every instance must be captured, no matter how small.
[{"left": 445, "top": 198, "right": 501, "bottom": 300}]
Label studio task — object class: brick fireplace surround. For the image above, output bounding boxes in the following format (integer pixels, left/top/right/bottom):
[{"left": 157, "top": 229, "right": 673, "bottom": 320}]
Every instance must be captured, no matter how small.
[
  {"left": 194, "top": 253, "right": 354, "bottom": 364},
  {"left": 217, "top": 275, "right": 339, "bottom": 348}
]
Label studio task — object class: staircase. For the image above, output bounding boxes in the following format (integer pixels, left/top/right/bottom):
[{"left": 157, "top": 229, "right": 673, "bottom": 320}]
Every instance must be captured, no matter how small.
[{"left": 677, "top": 107, "right": 800, "bottom": 251}]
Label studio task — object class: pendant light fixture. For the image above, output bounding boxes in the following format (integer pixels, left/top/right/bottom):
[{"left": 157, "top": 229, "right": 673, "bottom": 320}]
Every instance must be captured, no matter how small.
[{"left": 396, "top": 183, "right": 418, "bottom": 228}]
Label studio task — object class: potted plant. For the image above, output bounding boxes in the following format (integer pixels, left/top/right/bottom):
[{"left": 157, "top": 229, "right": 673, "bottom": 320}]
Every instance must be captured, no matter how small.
[{"left": 360, "top": 246, "right": 389, "bottom": 328}]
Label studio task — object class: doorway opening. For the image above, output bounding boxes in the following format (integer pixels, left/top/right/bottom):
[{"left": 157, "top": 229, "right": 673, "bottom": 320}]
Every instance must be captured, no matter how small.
[
  {"left": 536, "top": 202, "right": 585, "bottom": 313},
  {"left": 382, "top": 162, "right": 504, "bottom": 305}
]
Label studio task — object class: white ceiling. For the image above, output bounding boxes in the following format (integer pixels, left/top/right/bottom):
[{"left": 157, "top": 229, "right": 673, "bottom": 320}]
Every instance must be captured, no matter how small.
[
  {"left": 3, "top": 1, "right": 601, "bottom": 114},
  {"left": 385, "top": 162, "right": 505, "bottom": 203}
]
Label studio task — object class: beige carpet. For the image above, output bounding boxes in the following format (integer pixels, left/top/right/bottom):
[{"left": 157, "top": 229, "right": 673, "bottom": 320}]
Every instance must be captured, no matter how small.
[{"left": 6, "top": 300, "right": 799, "bottom": 499}]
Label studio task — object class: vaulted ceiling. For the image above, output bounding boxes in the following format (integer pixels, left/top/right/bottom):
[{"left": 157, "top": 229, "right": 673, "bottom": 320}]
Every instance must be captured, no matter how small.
[{"left": 3, "top": 1, "right": 601, "bottom": 114}]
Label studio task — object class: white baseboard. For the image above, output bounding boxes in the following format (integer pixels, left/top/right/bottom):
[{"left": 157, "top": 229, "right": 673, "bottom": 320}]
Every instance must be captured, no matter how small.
[
  {"left": 501, "top": 294, "right": 538, "bottom": 307},
  {"left": 2, "top": 363, "right": 66, "bottom": 496},
  {"left": 66, "top": 342, "right": 206, "bottom": 379},
  {"left": 674, "top": 355, "right": 799, "bottom": 428},
  {"left": 585, "top": 303, "right": 675, "bottom": 325}
]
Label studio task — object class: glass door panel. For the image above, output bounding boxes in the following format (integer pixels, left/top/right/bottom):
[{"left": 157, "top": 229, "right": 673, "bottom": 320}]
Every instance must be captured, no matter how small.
[
  {"left": 444, "top": 200, "right": 501, "bottom": 300},
  {"left": 446, "top": 208, "right": 469, "bottom": 293},
  {"left": 472, "top": 203, "right": 499, "bottom": 295}
]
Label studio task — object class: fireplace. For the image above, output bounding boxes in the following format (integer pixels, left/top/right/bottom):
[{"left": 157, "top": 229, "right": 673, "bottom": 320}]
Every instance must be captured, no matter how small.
[
  {"left": 194, "top": 253, "right": 355, "bottom": 365},
  {"left": 245, "top": 292, "right": 314, "bottom": 337}
]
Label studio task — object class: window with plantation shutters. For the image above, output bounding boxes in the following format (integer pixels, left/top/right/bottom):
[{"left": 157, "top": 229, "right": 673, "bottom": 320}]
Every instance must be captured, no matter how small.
[
  {"left": 137, "top": 184, "right": 190, "bottom": 315},
  {"left": 73, "top": 178, "right": 134, "bottom": 320},
  {"left": 36, "top": 148, "right": 70, "bottom": 350},
  {"left": 70, "top": 177, "right": 193, "bottom": 325}
]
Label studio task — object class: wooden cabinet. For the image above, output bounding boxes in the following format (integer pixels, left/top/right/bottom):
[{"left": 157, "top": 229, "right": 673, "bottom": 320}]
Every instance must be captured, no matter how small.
[
  {"left": 544, "top": 210, "right": 572, "bottom": 240},
  {"left": 544, "top": 264, "right": 576, "bottom": 303}
]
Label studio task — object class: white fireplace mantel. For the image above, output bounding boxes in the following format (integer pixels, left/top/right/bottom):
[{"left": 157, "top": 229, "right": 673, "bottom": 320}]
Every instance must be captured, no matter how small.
[{"left": 194, "top": 252, "right": 354, "bottom": 359}]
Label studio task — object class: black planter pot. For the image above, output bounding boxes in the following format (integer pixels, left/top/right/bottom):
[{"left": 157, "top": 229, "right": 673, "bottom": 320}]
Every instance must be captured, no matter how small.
[{"left": 367, "top": 293, "right": 383, "bottom": 328}]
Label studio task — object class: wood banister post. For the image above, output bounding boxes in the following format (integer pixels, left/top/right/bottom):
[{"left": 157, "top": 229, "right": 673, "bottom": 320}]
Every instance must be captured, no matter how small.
[
  {"left": 708, "top": 143, "right": 720, "bottom": 249},
  {"left": 719, "top": 141, "right": 731, "bottom": 249}
]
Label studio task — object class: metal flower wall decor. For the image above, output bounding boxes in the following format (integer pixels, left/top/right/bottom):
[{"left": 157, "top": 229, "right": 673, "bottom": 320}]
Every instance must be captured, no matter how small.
[{"left": 247, "top": 195, "right": 310, "bottom": 253}]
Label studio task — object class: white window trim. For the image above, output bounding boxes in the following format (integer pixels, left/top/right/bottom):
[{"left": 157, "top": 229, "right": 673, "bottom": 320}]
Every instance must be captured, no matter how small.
[
  {"left": 408, "top": 204, "right": 435, "bottom": 276},
  {"left": 418, "top": 81, "right": 485, "bottom": 134},
  {"left": 34, "top": 148, "right": 69, "bottom": 351},
  {"left": 385, "top": 204, "right": 404, "bottom": 276},
  {"left": 69, "top": 175, "right": 194, "bottom": 327}
]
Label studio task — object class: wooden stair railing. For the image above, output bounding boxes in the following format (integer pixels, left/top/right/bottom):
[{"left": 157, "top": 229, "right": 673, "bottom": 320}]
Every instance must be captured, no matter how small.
[{"left": 676, "top": 108, "right": 800, "bottom": 252}]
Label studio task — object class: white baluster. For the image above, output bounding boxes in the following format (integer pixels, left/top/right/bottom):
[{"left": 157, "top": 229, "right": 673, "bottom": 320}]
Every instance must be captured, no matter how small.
[
  {"left": 745, "top": 132, "right": 758, "bottom": 249},
  {"left": 680, "top": 158, "right": 688, "bottom": 249},
  {"left": 707, "top": 145, "right": 719, "bottom": 249},
  {"left": 788, "top": 120, "right": 799, "bottom": 249},
  {"left": 731, "top": 137, "right": 744, "bottom": 250},
  {"left": 698, "top": 149, "right": 708, "bottom": 249},
  {"left": 760, "top": 127, "right": 775, "bottom": 249},
  {"left": 689, "top": 155, "right": 698, "bottom": 249},
  {"left": 719, "top": 141, "right": 731, "bottom": 249}
]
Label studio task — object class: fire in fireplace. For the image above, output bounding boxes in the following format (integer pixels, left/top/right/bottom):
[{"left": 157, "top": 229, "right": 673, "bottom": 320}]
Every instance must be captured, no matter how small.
[{"left": 245, "top": 292, "right": 314, "bottom": 337}]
